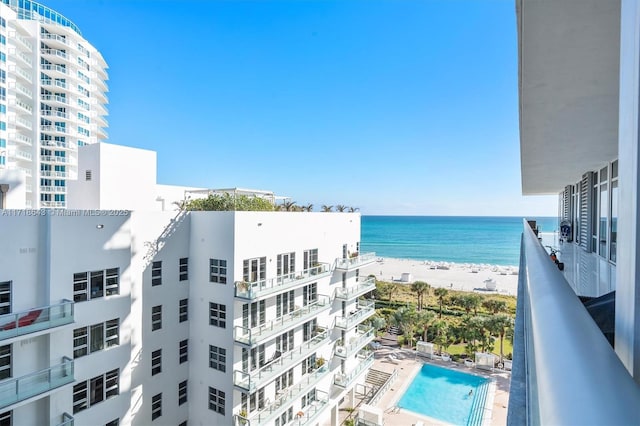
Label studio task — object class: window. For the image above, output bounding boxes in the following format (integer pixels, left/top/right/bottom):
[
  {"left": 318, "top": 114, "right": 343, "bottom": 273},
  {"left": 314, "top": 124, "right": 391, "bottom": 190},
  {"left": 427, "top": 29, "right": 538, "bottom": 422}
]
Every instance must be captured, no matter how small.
[
  {"left": 151, "top": 261, "right": 162, "bottom": 286},
  {"left": 303, "top": 249, "right": 319, "bottom": 270},
  {"left": 151, "top": 349, "right": 162, "bottom": 375},
  {"left": 151, "top": 393, "right": 162, "bottom": 421},
  {"left": 179, "top": 299, "right": 188, "bottom": 323},
  {"left": 179, "top": 258, "right": 188, "bottom": 281},
  {"left": 208, "top": 387, "right": 225, "bottom": 415},
  {"left": 179, "top": 339, "right": 188, "bottom": 363},
  {"left": 178, "top": 380, "right": 188, "bottom": 405},
  {"left": 209, "top": 259, "right": 227, "bottom": 283},
  {"left": 0, "top": 281, "right": 10, "bottom": 315},
  {"left": 209, "top": 303, "right": 226, "bottom": 328},
  {"left": 209, "top": 345, "right": 226, "bottom": 372},
  {"left": 276, "top": 330, "right": 294, "bottom": 353},
  {"left": 0, "top": 345, "right": 10, "bottom": 380},
  {"left": 0, "top": 411, "right": 11, "bottom": 426},
  {"left": 106, "top": 420, "right": 119, "bottom": 426},
  {"left": 73, "top": 369, "right": 119, "bottom": 413},
  {"left": 303, "top": 283, "right": 317, "bottom": 306},
  {"left": 275, "top": 368, "right": 294, "bottom": 393},
  {"left": 73, "top": 319, "right": 119, "bottom": 358},
  {"left": 277, "top": 252, "right": 295, "bottom": 277},
  {"left": 276, "top": 291, "right": 295, "bottom": 317},
  {"left": 243, "top": 257, "right": 266, "bottom": 283},
  {"left": 73, "top": 268, "right": 119, "bottom": 302},
  {"left": 152, "top": 305, "right": 162, "bottom": 331}
]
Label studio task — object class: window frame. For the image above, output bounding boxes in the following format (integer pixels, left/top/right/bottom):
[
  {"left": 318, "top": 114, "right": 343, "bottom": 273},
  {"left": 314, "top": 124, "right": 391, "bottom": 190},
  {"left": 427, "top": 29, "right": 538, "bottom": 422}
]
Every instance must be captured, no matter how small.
[
  {"left": 209, "top": 345, "right": 226, "bottom": 372},
  {"left": 209, "top": 303, "right": 226, "bottom": 328}
]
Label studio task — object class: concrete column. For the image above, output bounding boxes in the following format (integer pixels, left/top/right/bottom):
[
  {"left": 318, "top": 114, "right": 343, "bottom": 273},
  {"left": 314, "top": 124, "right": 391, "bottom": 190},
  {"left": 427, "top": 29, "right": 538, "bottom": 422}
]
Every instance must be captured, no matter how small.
[
  {"left": 616, "top": 0, "right": 640, "bottom": 382},
  {"left": 330, "top": 404, "right": 338, "bottom": 426},
  {"left": 347, "top": 387, "right": 355, "bottom": 407}
]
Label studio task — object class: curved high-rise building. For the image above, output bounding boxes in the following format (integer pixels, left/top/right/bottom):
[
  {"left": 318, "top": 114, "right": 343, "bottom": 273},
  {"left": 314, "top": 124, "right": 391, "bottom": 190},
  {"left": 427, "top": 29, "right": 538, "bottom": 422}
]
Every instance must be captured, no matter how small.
[{"left": 0, "top": 0, "right": 108, "bottom": 208}]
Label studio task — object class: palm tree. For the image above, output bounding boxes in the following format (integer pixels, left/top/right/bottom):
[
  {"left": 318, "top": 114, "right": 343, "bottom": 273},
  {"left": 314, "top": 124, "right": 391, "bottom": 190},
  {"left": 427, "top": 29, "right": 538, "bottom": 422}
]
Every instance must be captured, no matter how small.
[
  {"left": 335, "top": 205, "right": 347, "bottom": 212},
  {"left": 390, "top": 307, "right": 416, "bottom": 347},
  {"left": 488, "top": 313, "right": 514, "bottom": 363},
  {"left": 280, "top": 200, "right": 297, "bottom": 211},
  {"left": 321, "top": 205, "right": 333, "bottom": 212},
  {"left": 302, "top": 203, "right": 314, "bottom": 212},
  {"left": 411, "top": 281, "right": 431, "bottom": 310},
  {"left": 459, "top": 294, "right": 481, "bottom": 317},
  {"left": 482, "top": 298, "right": 508, "bottom": 314},
  {"left": 434, "top": 288, "right": 448, "bottom": 318},
  {"left": 348, "top": 207, "right": 359, "bottom": 212},
  {"left": 463, "top": 315, "right": 485, "bottom": 357},
  {"left": 415, "top": 309, "right": 436, "bottom": 342},
  {"left": 432, "top": 319, "right": 449, "bottom": 354}
]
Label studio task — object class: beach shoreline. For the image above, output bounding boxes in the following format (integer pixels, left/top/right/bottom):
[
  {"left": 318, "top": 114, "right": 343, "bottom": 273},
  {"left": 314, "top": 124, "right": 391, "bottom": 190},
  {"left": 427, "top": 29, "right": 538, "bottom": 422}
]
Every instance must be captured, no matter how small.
[{"left": 365, "top": 257, "right": 519, "bottom": 296}]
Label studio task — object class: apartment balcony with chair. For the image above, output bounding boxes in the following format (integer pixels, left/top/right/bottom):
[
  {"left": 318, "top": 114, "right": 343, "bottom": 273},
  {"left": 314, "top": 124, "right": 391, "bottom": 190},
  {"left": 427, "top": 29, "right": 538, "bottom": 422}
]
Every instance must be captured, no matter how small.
[
  {"left": 0, "top": 357, "right": 74, "bottom": 409},
  {"left": 0, "top": 300, "right": 74, "bottom": 341},
  {"left": 334, "top": 299, "right": 375, "bottom": 330},
  {"left": 333, "top": 350, "right": 374, "bottom": 388},
  {"left": 233, "top": 327, "right": 330, "bottom": 392},
  {"left": 235, "top": 263, "right": 331, "bottom": 300},
  {"left": 334, "top": 277, "right": 376, "bottom": 301},
  {"left": 507, "top": 221, "right": 640, "bottom": 425},
  {"left": 334, "top": 325, "right": 375, "bottom": 359},
  {"left": 335, "top": 252, "right": 377, "bottom": 271},
  {"left": 234, "top": 295, "right": 331, "bottom": 347},
  {"left": 246, "top": 363, "right": 330, "bottom": 426}
]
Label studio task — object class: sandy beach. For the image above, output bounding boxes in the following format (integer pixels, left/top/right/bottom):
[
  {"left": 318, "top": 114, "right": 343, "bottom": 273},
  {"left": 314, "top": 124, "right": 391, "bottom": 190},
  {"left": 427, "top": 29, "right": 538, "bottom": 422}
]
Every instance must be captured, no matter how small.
[{"left": 364, "top": 257, "right": 519, "bottom": 296}]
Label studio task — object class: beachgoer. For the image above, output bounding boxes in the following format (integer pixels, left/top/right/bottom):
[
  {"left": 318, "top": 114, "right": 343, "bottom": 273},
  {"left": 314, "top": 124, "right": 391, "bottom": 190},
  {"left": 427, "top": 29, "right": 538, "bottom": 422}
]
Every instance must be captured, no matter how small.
[{"left": 468, "top": 389, "right": 473, "bottom": 396}]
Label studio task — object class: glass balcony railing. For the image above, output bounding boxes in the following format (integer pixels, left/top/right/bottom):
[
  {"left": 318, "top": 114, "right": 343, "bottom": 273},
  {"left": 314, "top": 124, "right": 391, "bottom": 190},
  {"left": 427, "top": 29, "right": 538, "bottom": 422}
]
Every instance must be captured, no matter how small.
[
  {"left": 247, "top": 364, "right": 330, "bottom": 425},
  {"left": 335, "top": 252, "right": 377, "bottom": 270},
  {"left": 293, "top": 390, "right": 330, "bottom": 426},
  {"left": 0, "top": 357, "right": 74, "bottom": 409},
  {"left": 335, "top": 325, "right": 375, "bottom": 359},
  {"left": 507, "top": 220, "right": 640, "bottom": 426},
  {"left": 235, "top": 296, "right": 331, "bottom": 346},
  {"left": 334, "top": 350, "right": 374, "bottom": 388},
  {"left": 233, "top": 328, "right": 330, "bottom": 392},
  {"left": 235, "top": 263, "right": 331, "bottom": 300},
  {"left": 334, "top": 277, "right": 376, "bottom": 300},
  {"left": 0, "top": 300, "right": 74, "bottom": 341},
  {"left": 335, "top": 299, "right": 376, "bottom": 329}
]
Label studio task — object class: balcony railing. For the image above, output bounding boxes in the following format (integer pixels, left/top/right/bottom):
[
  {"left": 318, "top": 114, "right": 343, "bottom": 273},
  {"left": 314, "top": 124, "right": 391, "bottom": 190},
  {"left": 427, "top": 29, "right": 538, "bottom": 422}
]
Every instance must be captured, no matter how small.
[
  {"left": 0, "top": 300, "right": 74, "bottom": 341},
  {"left": 334, "top": 277, "right": 376, "bottom": 300},
  {"left": 507, "top": 220, "right": 640, "bottom": 426},
  {"left": 335, "top": 325, "right": 375, "bottom": 358},
  {"left": 57, "top": 413, "right": 74, "bottom": 426},
  {"left": 235, "top": 263, "right": 331, "bottom": 300},
  {"left": 335, "top": 252, "right": 377, "bottom": 270},
  {"left": 334, "top": 350, "right": 374, "bottom": 388},
  {"left": 293, "top": 390, "right": 330, "bottom": 426},
  {"left": 234, "top": 296, "right": 331, "bottom": 346},
  {"left": 247, "top": 364, "right": 330, "bottom": 425},
  {"left": 0, "top": 357, "right": 74, "bottom": 409},
  {"left": 233, "top": 328, "right": 330, "bottom": 392},
  {"left": 335, "top": 299, "right": 376, "bottom": 329}
]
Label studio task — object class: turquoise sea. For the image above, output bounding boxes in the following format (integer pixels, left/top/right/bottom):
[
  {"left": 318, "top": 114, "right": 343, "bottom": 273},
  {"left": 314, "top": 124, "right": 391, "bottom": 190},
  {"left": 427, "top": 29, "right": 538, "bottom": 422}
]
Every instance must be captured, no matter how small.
[{"left": 360, "top": 216, "right": 558, "bottom": 267}]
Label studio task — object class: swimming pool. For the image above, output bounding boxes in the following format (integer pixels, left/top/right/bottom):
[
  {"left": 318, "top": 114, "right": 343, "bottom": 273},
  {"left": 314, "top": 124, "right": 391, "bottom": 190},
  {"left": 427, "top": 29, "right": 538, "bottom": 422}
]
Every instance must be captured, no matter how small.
[{"left": 397, "top": 363, "right": 489, "bottom": 426}]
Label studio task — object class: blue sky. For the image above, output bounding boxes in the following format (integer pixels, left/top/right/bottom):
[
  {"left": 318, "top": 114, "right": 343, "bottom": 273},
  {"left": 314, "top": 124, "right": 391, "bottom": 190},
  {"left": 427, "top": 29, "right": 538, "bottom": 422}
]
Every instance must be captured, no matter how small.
[{"left": 46, "top": 0, "right": 556, "bottom": 216}]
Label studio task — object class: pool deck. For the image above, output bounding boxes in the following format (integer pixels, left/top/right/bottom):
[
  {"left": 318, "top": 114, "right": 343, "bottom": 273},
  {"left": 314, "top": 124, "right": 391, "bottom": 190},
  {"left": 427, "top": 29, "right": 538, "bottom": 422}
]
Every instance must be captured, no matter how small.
[{"left": 334, "top": 345, "right": 511, "bottom": 426}]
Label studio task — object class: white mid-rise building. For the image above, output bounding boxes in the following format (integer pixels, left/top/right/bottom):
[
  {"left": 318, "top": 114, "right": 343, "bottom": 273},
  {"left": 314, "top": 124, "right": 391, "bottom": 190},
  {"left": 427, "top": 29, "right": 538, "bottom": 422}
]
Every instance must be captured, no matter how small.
[
  {"left": 0, "top": 0, "right": 109, "bottom": 209},
  {"left": 0, "top": 143, "right": 378, "bottom": 426}
]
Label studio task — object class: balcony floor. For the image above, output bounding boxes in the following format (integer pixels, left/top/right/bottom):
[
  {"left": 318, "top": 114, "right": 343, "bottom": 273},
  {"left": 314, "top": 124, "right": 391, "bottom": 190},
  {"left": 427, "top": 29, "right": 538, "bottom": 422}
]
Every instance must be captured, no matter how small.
[{"left": 540, "top": 232, "right": 615, "bottom": 298}]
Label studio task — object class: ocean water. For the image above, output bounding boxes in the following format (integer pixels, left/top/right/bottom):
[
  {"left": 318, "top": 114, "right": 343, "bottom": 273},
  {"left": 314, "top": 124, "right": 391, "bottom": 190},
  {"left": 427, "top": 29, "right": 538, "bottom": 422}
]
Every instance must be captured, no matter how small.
[{"left": 360, "top": 216, "right": 557, "bottom": 267}]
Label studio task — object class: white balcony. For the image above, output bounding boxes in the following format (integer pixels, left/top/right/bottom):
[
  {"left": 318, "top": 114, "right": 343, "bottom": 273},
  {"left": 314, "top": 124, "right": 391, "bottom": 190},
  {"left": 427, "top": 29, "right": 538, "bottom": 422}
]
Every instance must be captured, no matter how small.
[
  {"left": 335, "top": 325, "right": 375, "bottom": 359},
  {"left": 40, "top": 95, "right": 68, "bottom": 105},
  {"left": 335, "top": 252, "right": 377, "bottom": 271},
  {"left": 334, "top": 299, "right": 376, "bottom": 330},
  {"left": 40, "top": 186, "right": 66, "bottom": 193},
  {"left": 40, "top": 125, "right": 68, "bottom": 135},
  {"left": 0, "top": 300, "right": 74, "bottom": 341},
  {"left": 41, "top": 64, "right": 67, "bottom": 77},
  {"left": 233, "top": 327, "right": 330, "bottom": 392},
  {"left": 0, "top": 357, "right": 74, "bottom": 409},
  {"left": 234, "top": 296, "right": 331, "bottom": 347},
  {"left": 40, "top": 48, "right": 67, "bottom": 60},
  {"left": 334, "top": 277, "right": 376, "bottom": 301},
  {"left": 56, "top": 413, "right": 73, "bottom": 426},
  {"left": 333, "top": 350, "right": 374, "bottom": 388},
  {"left": 235, "top": 263, "right": 331, "bottom": 300},
  {"left": 41, "top": 33, "right": 68, "bottom": 47},
  {"left": 246, "top": 365, "right": 330, "bottom": 425}
]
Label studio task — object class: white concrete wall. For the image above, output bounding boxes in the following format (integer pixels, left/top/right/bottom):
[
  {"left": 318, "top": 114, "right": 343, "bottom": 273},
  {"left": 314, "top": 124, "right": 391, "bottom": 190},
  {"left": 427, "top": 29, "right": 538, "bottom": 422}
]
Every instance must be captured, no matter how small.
[{"left": 616, "top": 0, "right": 640, "bottom": 382}]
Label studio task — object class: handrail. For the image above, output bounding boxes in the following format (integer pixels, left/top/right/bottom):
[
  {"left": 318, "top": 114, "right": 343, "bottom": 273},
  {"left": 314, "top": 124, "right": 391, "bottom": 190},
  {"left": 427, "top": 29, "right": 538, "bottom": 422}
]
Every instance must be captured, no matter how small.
[{"left": 509, "top": 219, "right": 640, "bottom": 425}]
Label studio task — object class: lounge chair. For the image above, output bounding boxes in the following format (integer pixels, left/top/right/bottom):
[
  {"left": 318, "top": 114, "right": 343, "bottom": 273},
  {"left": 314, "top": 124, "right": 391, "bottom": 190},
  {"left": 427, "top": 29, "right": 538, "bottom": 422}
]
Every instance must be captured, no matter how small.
[
  {"left": 369, "top": 341, "right": 382, "bottom": 350},
  {"left": 1, "top": 309, "right": 43, "bottom": 330},
  {"left": 387, "top": 354, "right": 399, "bottom": 364}
]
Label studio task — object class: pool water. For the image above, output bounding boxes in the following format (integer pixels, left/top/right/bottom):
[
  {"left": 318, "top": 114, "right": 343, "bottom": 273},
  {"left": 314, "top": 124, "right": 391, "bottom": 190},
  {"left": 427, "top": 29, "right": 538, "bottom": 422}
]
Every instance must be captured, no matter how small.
[{"left": 398, "top": 363, "right": 489, "bottom": 426}]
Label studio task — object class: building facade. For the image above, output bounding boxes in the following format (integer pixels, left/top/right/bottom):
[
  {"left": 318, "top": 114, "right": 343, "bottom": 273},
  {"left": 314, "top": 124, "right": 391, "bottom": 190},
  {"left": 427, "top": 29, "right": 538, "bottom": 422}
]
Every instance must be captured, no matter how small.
[
  {"left": 510, "top": 0, "right": 640, "bottom": 424},
  {"left": 0, "top": 0, "right": 109, "bottom": 209}
]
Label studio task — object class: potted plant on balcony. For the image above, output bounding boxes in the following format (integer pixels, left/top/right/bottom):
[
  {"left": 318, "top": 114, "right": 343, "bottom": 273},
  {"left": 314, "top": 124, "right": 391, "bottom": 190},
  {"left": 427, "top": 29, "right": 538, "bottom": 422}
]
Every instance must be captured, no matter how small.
[
  {"left": 237, "top": 281, "right": 249, "bottom": 293},
  {"left": 316, "top": 357, "right": 326, "bottom": 370},
  {"left": 238, "top": 410, "right": 248, "bottom": 425}
]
